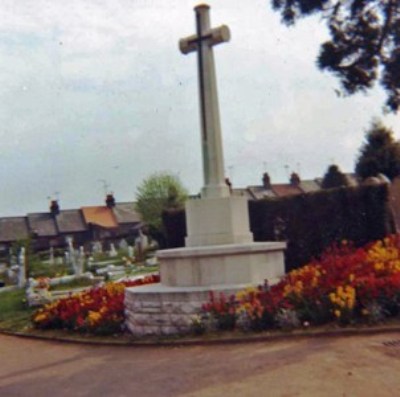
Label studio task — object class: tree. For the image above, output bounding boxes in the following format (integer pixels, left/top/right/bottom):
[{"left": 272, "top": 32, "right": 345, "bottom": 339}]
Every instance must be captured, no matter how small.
[
  {"left": 135, "top": 172, "right": 188, "bottom": 246},
  {"left": 355, "top": 120, "right": 400, "bottom": 181},
  {"left": 321, "top": 164, "right": 349, "bottom": 189},
  {"left": 271, "top": 0, "right": 400, "bottom": 111}
]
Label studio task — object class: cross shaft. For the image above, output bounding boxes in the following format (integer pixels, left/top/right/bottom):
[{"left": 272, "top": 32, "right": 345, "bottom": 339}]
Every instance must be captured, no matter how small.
[{"left": 179, "top": 4, "right": 231, "bottom": 199}]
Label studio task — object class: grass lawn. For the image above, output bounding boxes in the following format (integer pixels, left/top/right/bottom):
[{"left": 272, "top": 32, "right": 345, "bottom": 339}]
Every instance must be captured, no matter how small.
[
  {"left": 0, "top": 289, "right": 35, "bottom": 332},
  {"left": 49, "top": 278, "right": 97, "bottom": 292}
]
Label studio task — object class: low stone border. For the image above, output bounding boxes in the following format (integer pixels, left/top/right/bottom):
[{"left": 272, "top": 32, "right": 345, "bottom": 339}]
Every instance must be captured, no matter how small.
[
  {"left": 2, "top": 323, "right": 400, "bottom": 348},
  {"left": 0, "top": 286, "right": 19, "bottom": 294}
]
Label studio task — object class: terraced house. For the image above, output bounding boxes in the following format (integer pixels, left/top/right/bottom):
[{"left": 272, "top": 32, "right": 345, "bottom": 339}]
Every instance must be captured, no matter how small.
[{"left": 0, "top": 194, "right": 142, "bottom": 254}]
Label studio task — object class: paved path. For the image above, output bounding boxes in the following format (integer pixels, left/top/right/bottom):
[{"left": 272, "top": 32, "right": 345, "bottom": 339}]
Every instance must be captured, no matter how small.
[{"left": 0, "top": 332, "right": 400, "bottom": 396}]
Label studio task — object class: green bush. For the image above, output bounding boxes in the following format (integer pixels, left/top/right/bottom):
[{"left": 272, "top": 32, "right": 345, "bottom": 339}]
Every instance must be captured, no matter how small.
[{"left": 162, "top": 184, "right": 394, "bottom": 271}]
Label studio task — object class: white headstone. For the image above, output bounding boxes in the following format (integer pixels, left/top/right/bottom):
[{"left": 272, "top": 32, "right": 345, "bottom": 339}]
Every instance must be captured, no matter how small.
[
  {"left": 75, "top": 246, "right": 85, "bottom": 277},
  {"left": 119, "top": 239, "right": 129, "bottom": 251},
  {"left": 18, "top": 247, "right": 26, "bottom": 288},
  {"left": 109, "top": 243, "right": 118, "bottom": 258},
  {"left": 128, "top": 245, "right": 134, "bottom": 259},
  {"left": 92, "top": 241, "right": 103, "bottom": 254}
]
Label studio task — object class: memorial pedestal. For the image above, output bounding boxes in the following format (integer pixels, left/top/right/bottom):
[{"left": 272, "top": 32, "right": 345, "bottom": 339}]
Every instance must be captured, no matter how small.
[{"left": 125, "top": 241, "right": 285, "bottom": 336}]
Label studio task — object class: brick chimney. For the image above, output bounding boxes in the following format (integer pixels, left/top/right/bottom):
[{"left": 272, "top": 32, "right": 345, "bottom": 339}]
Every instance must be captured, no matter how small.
[
  {"left": 105, "top": 193, "right": 115, "bottom": 208},
  {"left": 290, "top": 172, "right": 301, "bottom": 186},
  {"left": 50, "top": 200, "right": 60, "bottom": 216},
  {"left": 262, "top": 172, "right": 271, "bottom": 189}
]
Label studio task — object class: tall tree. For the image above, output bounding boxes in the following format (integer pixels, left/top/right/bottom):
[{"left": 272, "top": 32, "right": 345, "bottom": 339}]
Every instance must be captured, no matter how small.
[
  {"left": 321, "top": 164, "right": 349, "bottom": 189},
  {"left": 271, "top": 0, "right": 400, "bottom": 111},
  {"left": 355, "top": 120, "right": 400, "bottom": 180},
  {"left": 135, "top": 172, "right": 188, "bottom": 247}
]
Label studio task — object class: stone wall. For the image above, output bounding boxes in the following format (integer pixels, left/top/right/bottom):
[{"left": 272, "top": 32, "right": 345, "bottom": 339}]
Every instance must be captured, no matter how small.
[{"left": 124, "top": 284, "right": 246, "bottom": 337}]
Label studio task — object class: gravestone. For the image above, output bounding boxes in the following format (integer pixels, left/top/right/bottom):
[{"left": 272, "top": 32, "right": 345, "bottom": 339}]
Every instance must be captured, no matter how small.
[
  {"left": 92, "top": 241, "right": 103, "bottom": 255},
  {"left": 109, "top": 243, "right": 118, "bottom": 258},
  {"left": 125, "top": 4, "right": 286, "bottom": 337},
  {"left": 17, "top": 247, "right": 26, "bottom": 288},
  {"left": 119, "top": 239, "right": 129, "bottom": 251},
  {"left": 76, "top": 246, "right": 85, "bottom": 277},
  {"left": 135, "top": 230, "right": 149, "bottom": 261},
  {"left": 127, "top": 245, "right": 134, "bottom": 259}
]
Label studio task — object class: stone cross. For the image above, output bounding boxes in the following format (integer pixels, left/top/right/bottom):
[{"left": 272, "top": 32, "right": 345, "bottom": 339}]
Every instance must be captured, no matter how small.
[{"left": 179, "top": 4, "right": 231, "bottom": 199}]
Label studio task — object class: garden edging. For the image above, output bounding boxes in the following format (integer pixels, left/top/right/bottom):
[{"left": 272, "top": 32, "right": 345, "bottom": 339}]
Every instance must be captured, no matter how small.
[{"left": 2, "top": 323, "right": 400, "bottom": 348}]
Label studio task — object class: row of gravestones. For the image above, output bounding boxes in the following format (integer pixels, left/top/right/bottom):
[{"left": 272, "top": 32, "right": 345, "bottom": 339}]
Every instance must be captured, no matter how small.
[{"left": 0, "top": 233, "right": 152, "bottom": 290}]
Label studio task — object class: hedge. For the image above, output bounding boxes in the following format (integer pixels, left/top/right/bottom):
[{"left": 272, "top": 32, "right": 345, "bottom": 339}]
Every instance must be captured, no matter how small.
[{"left": 162, "top": 184, "right": 394, "bottom": 271}]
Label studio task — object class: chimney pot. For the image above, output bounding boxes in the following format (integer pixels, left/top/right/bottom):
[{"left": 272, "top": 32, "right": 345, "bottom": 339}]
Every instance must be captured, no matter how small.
[
  {"left": 106, "top": 194, "right": 115, "bottom": 208},
  {"left": 50, "top": 200, "right": 60, "bottom": 216}
]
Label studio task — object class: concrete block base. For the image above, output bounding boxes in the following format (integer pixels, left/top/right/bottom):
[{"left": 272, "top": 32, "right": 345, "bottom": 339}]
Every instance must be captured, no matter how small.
[
  {"left": 124, "top": 242, "right": 286, "bottom": 337},
  {"left": 125, "top": 283, "right": 249, "bottom": 337}
]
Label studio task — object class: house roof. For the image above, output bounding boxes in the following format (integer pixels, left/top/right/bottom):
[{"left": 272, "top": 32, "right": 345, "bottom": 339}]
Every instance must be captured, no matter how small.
[
  {"left": 56, "top": 209, "right": 87, "bottom": 233},
  {"left": 27, "top": 213, "right": 58, "bottom": 237},
  {"left": 0, "top": 217, "right": 29, "bottom": 242},
  {"left": 271, "top": 184, "right": 303, "bottom": 197},
  {"left": 112, "top": 202, "right": 141, "bottom": 224},
  {"left": 299, "top": 180, "right": 321, "bottom": 193},
  {"left": 345, "top": 173, "right": 359, "bottom": 187},
  {"left": 247, "top": 186, "right": 276, "bottom": 200},
  {"left": 231, "top": 188, "right": 255, "bottom": 200},
  {"left": 81, "top": 206, "right": 118, "bottom": 229}
]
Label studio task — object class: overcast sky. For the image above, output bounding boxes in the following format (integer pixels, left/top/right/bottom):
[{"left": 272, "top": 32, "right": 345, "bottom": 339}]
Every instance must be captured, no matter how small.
[{"left": 0, "top": 0, "right": 399, "bottom": 217}]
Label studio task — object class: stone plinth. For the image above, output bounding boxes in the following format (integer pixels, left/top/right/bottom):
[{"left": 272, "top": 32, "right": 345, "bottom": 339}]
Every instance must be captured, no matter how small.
[
  {"left": 185, "top": 196, "right": 253, "bottom": 247},
  {"left": 125, "top": 283, "right": 249, "bottom": 336},
  {"left": 125, "top": 242, "right": 286, "bottom": 337},
  {"left": 158, "top": 242, "right": 286, "bottom": 287}
]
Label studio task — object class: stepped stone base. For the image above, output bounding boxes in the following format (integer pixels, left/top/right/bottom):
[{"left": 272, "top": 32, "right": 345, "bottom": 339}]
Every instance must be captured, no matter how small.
[
  {"left": 125, "top": 242, "right": 286, "bottom": 337},
  {"left": 124, "top": 283, "right": 251, "bottom": 336}
]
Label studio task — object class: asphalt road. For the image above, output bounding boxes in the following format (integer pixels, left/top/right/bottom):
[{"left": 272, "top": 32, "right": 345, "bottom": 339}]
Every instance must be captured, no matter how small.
[{"left": 0, "top": 332, "right": 400, "bottom": 397}]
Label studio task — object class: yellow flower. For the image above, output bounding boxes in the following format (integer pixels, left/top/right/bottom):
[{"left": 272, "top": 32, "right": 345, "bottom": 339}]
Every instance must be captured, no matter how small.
[
  {"left": 33, "top": 313, "right": 48, "bottom": 323},
  {"left": 334, "top": 309, "right": 341, "bottom": 318},
  {"left": 88, "top": 311, "right": 102, "bottom": 326},
  {"left": 329, "top": 293, "right": 336, "bottom": 303}
]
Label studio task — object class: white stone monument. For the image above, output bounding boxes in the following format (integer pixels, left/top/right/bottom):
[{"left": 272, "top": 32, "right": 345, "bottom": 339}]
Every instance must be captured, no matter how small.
[
  {"left": 125, "top": 4, "right": 286, "bottom": 337},
  {"left": 109, "top": 243, "right": 118, "bottom": 258},
  {"left": 18, "top": 247, "right": 26, "bottom": 288}
]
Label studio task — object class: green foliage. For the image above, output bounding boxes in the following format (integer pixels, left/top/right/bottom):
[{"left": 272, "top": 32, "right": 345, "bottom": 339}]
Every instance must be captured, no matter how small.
[
  {"left": 321, "top": 164, "right": 349, "bottom": 189},
  {"left": 271, "top": 0, "right": 400, "bottom": 112},
  {"left": 135, "top": 172, "right": 188, "bottom": 245},
  {"left": 0, "top": 289, "right": 34, "bottom": 331},
  {"left": 163, "top": 184, "right": 393, "bottom": 271},
  {"left": 355, "top": 120, "right": 400, "bottom": 181}
]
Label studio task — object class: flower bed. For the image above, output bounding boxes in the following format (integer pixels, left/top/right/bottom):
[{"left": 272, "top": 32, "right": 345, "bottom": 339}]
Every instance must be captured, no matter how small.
[
  {"left": 200, "top": 235, "right": 400, "bottom": 332},
  {"left": 32, "top": 274, "right": 159, "bottom": 335}
]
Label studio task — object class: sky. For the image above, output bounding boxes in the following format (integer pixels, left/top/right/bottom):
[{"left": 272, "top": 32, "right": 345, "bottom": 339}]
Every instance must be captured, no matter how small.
[{"left": 0, "top": 0, "right": 399, "bottom": 217}]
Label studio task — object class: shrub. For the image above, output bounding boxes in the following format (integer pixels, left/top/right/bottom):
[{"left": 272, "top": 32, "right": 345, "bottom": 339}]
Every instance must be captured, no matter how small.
[{"left": 163, "top": 184, "right": 393, "bottom": 271}]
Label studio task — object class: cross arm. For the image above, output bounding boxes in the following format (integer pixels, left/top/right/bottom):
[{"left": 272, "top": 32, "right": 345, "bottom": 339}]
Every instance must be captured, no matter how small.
[{"left": 179, "top": 25, "right": 231, "bottom": 55}]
